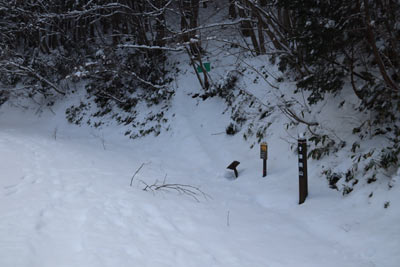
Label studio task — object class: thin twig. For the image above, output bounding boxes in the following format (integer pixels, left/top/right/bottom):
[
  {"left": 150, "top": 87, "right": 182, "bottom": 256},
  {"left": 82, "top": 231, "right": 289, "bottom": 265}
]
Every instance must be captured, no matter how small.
[
  {"left": 130, "top": 163, "right": 146, "bottom": 186},
  {"left": 53, "top": 127, "right": 58, "bottom": 140},
  {"left": 211, "top": 132, "right": 225, "bottom": 135},
  {"left": 100, "top": 133, "right": 106, "bottom": 150}
]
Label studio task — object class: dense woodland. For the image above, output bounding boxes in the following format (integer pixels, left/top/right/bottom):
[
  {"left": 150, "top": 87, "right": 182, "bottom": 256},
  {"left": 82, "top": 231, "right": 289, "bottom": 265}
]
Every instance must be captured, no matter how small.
[{"left": 0, "top": 0, "right": 399, "bottom": 193}]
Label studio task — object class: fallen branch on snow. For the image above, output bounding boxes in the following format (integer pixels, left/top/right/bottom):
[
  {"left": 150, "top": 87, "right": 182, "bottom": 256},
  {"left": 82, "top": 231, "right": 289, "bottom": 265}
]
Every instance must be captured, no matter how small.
[{"left": 139, "top": 175, "right": 210, "bottom": 202}]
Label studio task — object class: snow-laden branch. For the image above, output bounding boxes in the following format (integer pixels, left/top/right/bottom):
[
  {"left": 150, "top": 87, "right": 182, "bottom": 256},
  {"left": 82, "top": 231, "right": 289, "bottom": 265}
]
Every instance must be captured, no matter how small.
[
  {"left": 281, "top": 107, "right": 319, "bottom": 127},
  {"left": 39, "top": 1, "right": 173, "bottom": 20},
  {"left": 119, "top": 20, "right": 255, "bottom": 53},
  {"left": 165, "top": 18, "right": 256, "bottom": 39},
  {"left": 119, "top": 44, "right": 184, "bottom": 52},
  {"left": 129, "top": 71, "right": 168, "bottom": 90},
  {"left": 97, "top": 89, "right": 126, "bottom": 104},
  {"left": 5, "top": 62, "right": 66, "bottom": 96}
]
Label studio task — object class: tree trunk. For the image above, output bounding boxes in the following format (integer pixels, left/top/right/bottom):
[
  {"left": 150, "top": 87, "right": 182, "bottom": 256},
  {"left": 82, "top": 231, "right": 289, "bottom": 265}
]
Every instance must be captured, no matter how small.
[
  {"left": 363, "top": 0, "right": 399, "bottom": 91},
  {"left": 257, "top": 15, "right": 266, "bottom": 54},
  {"left": 229, "top": 0, "right": 237, "bottom": 18}
]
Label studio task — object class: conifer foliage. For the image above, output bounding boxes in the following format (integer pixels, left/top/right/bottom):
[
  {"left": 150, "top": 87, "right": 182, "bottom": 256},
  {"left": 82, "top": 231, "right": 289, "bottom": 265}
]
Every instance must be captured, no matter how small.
[
  {"left": 0, "top": 0, "right": 183, "bottom": 137},
  {"left": 228, "top": 0, "right": 400, "bottom": 192},
  {"left": 241, "top": 0, "right": 400, "bottom": 121}
]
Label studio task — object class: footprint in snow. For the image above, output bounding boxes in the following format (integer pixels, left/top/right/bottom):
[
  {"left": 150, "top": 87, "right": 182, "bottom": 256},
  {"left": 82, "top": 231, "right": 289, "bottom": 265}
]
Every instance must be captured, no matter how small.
[{"left": 3, "top": 176, "right": 26, "bottom": 196}]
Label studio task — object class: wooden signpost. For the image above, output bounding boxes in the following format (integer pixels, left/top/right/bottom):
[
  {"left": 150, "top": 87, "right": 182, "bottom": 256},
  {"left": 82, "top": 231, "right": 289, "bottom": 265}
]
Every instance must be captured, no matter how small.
[
  {"left": 298, "top": 137, "right": 308, "bottom": 204},
  {"left": 260, "top": 142, "right": 268, "bottom": 177}
]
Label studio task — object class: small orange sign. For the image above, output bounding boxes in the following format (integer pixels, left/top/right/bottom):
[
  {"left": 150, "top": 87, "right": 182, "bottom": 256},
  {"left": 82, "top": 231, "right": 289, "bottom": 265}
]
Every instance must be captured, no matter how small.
[
  {"left": 261, "top": 143, "right": 267, "bottom": 151},
  {"left": 260, "top": 142, "right": 268, "bottom": 159}
]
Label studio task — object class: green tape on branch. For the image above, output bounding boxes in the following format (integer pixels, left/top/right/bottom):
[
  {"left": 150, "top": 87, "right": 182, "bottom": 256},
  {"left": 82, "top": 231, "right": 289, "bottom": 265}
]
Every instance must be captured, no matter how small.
[{"left": 197, "top": 62, "right": 211, "bottom": 73}]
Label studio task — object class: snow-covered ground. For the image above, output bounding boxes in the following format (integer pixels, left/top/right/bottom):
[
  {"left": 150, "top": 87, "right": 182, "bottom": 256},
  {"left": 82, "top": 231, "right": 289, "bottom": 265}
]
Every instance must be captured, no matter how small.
[{"left": 1, "top": 69, "right": 399, "bottom": 267}]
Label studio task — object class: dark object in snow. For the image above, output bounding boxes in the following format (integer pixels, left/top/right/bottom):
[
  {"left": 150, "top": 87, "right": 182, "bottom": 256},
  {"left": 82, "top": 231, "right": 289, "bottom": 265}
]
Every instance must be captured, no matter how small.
[
  {"left": 260, "top": 142, "right": 268, "bottom": 177},
  {"left": 227, "top": 161, "right": 240, "bottom": 178},
  {"left": 201, "top": 94, "right": 209, "bottom": 101},
  {"left": 298, "top": 138, "right": 308, "bottom": 205},
  {"left": 225, "top": 123, "right": 239, "bottom": 135},
  {"left": 384, "top": 201, "right": 390, "bottom": 209},
  {"left": 191, "top": 93, "right": 212, "bottom": 101}
]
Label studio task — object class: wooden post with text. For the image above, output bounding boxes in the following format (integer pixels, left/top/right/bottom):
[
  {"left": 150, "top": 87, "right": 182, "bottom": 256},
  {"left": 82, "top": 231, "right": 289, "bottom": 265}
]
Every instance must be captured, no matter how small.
[{"left": 298, "top": 137, "right": 308, "bottom": 204}]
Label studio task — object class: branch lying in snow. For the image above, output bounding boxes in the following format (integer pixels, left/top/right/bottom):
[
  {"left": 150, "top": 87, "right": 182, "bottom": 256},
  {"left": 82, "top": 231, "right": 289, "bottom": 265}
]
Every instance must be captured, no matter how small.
[
  {"left": 140, "top": 175, "right": 210, "bottom": 202},
  {"left": 211, "top": 132, "right": 225, "bottom": 136}
]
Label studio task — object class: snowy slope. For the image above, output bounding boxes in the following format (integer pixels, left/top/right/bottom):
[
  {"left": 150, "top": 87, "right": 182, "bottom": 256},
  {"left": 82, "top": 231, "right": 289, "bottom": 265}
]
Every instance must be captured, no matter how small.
[{"left": 0, "top": 66, "right": 399, "bottom": 267}]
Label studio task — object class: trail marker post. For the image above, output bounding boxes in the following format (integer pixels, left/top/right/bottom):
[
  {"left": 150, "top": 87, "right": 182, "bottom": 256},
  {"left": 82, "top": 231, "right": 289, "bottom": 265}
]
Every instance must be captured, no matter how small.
[
  {"left": 260, "top": 142, "right": 268, "bottom": 177},
  {"left": 298, "top": 137, "right": 308, "bottom": 204}
]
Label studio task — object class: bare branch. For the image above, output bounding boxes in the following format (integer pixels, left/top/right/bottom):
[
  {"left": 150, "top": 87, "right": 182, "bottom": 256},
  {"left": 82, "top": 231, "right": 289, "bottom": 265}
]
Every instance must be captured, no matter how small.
[
  {"left": 129, "top": 71, "right": 168, "bottom": 89},
  {"left": 281, "top": 107, "right": 319, "bottom": 127},
  {"left": 139, "top": 176, "right": 210, "bottom": 202},
  {"left": 119, "top": 44, "right": 184, "bottom": 52},
  {"left": 6, "top": 62, "right": 65, "bottom": 95},
  {"left": 130, "top": 163, "right": 146, "bottom": 186}
]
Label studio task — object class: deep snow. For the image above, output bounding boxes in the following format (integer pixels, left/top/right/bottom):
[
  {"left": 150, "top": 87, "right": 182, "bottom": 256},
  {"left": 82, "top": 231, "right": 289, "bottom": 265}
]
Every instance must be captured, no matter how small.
[{"left": 1, "top": 67, "right": 399, "bottom": 267}]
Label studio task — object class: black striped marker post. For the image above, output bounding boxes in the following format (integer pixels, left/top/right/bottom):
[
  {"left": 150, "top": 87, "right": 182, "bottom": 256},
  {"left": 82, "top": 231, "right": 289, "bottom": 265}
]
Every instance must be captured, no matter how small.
[{"left": 298, "top": 137, "right": 308, "bottom": 204}]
